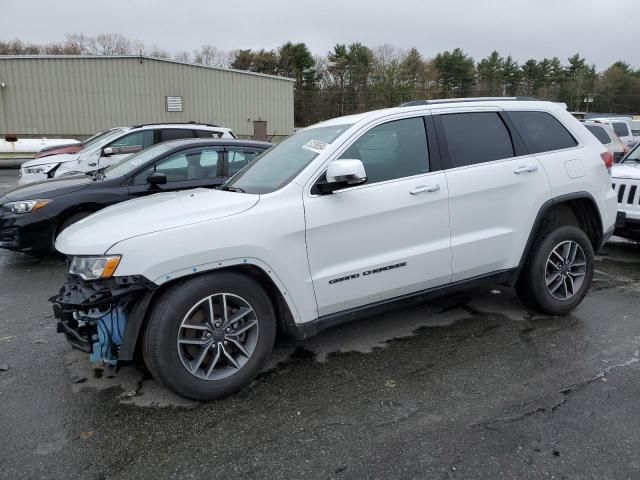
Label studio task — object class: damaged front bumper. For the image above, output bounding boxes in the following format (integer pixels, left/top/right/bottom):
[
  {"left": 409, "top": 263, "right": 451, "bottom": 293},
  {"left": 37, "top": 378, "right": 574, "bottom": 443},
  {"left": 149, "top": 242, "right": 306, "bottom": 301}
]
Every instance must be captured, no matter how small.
[{"left": 51, "top": 275, "right": 156, "bottom": 365}]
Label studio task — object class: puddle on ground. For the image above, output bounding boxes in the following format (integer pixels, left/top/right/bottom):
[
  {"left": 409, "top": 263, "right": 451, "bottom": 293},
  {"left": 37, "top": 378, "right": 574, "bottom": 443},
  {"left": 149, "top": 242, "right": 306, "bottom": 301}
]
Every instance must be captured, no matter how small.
[{"left": 64, "top": 243, "right": 639, "bottom": 410}]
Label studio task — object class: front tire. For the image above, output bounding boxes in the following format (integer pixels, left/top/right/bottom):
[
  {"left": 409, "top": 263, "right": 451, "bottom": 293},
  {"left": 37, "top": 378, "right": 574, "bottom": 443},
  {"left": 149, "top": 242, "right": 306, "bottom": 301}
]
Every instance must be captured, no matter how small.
[
  {"left": 516, "top": 225, "right": 595, "bottom": 315},
  {"left": 142, "top": 272, "right": 276, "bottom": 400}
]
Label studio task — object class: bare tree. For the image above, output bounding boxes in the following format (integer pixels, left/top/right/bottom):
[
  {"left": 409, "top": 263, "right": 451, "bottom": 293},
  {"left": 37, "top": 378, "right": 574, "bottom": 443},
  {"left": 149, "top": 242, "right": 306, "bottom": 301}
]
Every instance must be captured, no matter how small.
[
  {"left": 193, "top": 45, "right": 230, "bottom": 67},
  {"left": 174, "top": 50, "right": 193, "bottom": 63},
  {"left": 90, "top": 33, "right": 133, "bottom": 55}
]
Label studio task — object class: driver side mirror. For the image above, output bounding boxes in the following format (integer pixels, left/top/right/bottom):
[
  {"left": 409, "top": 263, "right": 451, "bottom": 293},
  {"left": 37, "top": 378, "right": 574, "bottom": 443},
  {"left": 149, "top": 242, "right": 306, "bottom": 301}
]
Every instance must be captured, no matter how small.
[
  {"left": 316, "top": 159, "right": 367, "bottom": 194},
  {"left": 147, "top": 172, "right": 167, "bottom": 187},
  {"left": 102, "top": 147, "right": 114, "bottom": 156}
]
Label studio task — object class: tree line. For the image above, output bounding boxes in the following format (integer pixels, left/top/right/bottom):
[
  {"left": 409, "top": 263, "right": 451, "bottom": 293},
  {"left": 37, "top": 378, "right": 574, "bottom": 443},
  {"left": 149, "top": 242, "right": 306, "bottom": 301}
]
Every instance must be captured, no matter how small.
[{"left": 2, "top": 33, "right": 639, "bottom": 127}]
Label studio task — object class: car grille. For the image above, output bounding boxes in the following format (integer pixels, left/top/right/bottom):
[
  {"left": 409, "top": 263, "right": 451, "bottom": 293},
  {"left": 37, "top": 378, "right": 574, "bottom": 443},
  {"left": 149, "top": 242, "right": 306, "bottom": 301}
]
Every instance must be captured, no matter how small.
[{"left": 612, "top": 179, "right": 640, "bottom": 211}]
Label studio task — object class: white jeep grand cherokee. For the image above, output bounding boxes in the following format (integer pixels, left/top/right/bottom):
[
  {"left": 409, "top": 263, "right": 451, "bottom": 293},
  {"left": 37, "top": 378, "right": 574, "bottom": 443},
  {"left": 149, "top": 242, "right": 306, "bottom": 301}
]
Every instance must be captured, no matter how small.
[
  {"left": 611, "top": 143, "right": 640, "bottom": 240},
  {"left": 52, "top": 98, "right": 617, "bottom": 400}
]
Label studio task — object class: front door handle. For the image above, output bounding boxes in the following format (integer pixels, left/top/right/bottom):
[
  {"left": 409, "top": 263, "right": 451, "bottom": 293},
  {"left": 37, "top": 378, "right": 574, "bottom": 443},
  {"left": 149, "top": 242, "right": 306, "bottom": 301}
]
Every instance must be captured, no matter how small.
[
  {"left": 513, "top": 165, "right": 538, "bottom": 174},
  {"left": 410, "top": 184, "right": 440, "bottom": 195}
]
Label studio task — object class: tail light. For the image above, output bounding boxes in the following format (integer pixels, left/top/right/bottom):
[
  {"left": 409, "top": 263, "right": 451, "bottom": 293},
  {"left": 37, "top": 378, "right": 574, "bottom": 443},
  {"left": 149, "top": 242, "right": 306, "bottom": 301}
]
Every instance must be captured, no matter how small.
[{"left": 601, "top": 151, "right": 613, "bottom": 171}]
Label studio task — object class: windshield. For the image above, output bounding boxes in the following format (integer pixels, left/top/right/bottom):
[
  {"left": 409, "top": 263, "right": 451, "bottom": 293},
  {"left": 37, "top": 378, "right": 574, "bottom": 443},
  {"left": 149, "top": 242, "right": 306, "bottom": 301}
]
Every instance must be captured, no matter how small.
[
  {"left": 78, "top": 128, "right": 129, "bottom": 154},
  {"left": 223, "top": 124, "right": 351, "bottom": 194},
  {"left": 622, "top": 144, "right": 640, "bottom": 164},
  {"left": 82, "top": 128, "right": 125, "bottom": 148},
  {"left": 102, "top": 142, "right": 176, "bottom": 179}
]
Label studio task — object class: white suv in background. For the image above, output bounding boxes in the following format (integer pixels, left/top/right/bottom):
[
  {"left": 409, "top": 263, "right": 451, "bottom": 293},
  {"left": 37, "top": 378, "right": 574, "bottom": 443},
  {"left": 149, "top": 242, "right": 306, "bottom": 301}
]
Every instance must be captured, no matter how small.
[
  {"left": 589, "top": 117, "right": 637, "bottom": 148},
  {"left": 611, "top": 143, "right": 640, "bottom": 240},
  {"left": 52, "top": 99, "right": 616, "bottom": 400},
  {"left": 583, "top": 121, "right": 628, "bottom": 162},
  {"left": 18, "top": 123, "right": 235, "bottom": 184}
]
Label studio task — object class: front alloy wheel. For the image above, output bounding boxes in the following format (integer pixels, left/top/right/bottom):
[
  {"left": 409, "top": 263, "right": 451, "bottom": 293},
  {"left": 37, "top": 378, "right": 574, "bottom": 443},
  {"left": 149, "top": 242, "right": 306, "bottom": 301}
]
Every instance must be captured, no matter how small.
[
  {"left": 143, "top": 272, "right": 276, "bottom": 400},
  {"left": 177, "top": 293, "right": 259, "bottom": 380}
]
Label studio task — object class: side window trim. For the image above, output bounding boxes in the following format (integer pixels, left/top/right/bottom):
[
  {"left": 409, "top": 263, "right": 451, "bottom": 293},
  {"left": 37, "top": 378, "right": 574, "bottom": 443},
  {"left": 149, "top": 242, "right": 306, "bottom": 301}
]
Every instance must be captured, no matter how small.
[{"left": 498, "top": 111, "right": 529, "bottom": 156}]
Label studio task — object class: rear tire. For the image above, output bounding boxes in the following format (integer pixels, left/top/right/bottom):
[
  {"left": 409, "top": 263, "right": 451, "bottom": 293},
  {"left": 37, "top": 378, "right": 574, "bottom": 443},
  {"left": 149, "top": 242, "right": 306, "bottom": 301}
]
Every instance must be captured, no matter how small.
[
  {"left": 516, "top": 225, "right": 594, "bottom": 315},
  {"left": 142, "top": 272, "right": 276, "bottom": 401}
]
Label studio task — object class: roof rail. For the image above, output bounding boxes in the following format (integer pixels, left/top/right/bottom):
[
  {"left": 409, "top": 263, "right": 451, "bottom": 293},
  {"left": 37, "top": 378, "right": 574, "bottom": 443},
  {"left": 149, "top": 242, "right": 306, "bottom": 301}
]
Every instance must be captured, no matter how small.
[
  {"left": 400, "top": 97, "right": 538, "bottom": 107},
  {"left": 129, "top": 121, "right": 222, "bottom": 129}
]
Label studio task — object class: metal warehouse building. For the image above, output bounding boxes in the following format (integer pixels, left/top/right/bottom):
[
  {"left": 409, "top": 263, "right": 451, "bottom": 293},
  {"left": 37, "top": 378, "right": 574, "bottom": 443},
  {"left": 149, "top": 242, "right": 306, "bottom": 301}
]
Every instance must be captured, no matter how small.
[{"left": 0, "top": 55, "right": 294, "bottom": 140}]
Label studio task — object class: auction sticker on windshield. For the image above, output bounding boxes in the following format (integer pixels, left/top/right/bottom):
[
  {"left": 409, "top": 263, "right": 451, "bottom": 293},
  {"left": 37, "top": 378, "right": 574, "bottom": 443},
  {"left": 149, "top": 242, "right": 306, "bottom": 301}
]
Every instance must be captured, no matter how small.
[{"left": 302, "top": 139, "right": 329, "bottom": 154}]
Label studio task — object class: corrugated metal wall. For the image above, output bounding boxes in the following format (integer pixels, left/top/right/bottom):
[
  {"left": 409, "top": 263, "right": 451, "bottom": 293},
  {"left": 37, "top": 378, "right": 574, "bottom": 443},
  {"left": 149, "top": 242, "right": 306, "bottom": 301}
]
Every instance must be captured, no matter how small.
[{"left": 0, "top": 56, "right": 295, "bottom": 138}]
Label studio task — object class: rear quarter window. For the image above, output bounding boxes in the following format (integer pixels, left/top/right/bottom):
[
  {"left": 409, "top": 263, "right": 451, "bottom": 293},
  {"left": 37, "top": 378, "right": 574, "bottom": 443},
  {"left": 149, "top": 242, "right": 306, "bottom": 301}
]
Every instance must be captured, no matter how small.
[
  {"left": 611, "top": 122, "right": 630, "bottom": 137},
  {"left": 508, "top": 111, "right": 578, "bottom": 154},
  {"left": 585, "top": 125, "right": 612, "bottom": 144}
]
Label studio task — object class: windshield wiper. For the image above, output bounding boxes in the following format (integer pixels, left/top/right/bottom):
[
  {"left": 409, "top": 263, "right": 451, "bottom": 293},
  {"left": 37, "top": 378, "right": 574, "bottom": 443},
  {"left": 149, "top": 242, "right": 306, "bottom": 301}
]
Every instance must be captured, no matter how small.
[{"left": 218, "top": 185, "right": 246, "bottom": 193}]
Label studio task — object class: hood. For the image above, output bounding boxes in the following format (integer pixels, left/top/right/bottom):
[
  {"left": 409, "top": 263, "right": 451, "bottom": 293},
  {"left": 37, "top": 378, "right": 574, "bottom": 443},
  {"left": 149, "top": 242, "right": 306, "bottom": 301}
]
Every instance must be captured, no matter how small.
[
  {"left": 612, "top": 162, "right": 640, "bottom": 180},
  {"left": 1, "top": 175, "right": 92, "bottom": 202},
  {"left": 21, "top": 153, "right": 80, "bottom": 168},
  {"left": 56, "top": 188, "right": 260, "bottom": 255}
]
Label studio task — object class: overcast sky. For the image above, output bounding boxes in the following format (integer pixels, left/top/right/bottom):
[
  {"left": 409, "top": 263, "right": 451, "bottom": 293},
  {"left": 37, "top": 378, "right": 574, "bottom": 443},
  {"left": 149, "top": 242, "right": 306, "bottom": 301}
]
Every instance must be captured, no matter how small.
[{"left": 1, "top": 0, "right": 637, "bottom": 69}]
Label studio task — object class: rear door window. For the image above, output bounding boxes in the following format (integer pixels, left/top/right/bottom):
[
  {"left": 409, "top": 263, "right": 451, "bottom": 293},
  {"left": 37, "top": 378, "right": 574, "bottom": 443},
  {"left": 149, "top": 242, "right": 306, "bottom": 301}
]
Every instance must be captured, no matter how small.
[
  {"left": 158, "top": 129, "right": 196, "bottom": 142},
  {"left": 611, "top": 122, "right": 630, "bottom": 138},
  {"left": 507, "top": 111, "right": 578, "bottom": 154},
  {"left": 585, "top": 125, "right": 612, "bottom": 144},
  {"left": 439, "top": 112, "right": 514, "bottom": 168},
  {"left": 195, "top": 129, "right": 224, "bottom": 139}
]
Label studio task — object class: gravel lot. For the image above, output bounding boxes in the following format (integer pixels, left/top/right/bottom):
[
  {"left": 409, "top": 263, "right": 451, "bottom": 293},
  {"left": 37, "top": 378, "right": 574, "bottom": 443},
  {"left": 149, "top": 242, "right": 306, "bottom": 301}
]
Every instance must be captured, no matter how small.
[{"left": 1, "top": 169, "right": 639, "bottom": 479}]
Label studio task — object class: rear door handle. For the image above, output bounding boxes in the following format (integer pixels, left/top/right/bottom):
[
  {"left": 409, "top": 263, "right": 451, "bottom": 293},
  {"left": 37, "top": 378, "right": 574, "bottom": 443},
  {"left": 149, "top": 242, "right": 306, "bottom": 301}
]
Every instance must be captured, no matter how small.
[
  {"left": 410, "top": 184, "right": 440, "bottom": 195},
  {"left": 513, "top": 165, "right": 538, "bottom": 174}
]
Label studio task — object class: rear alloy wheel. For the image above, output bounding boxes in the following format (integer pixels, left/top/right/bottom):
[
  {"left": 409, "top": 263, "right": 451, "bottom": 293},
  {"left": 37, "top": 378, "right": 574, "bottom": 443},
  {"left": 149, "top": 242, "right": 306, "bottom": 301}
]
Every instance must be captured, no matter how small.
[
  {"left": 516, "top": 225, "right": 594, "bottom": 315},
  {"left": 143, "top": 272, "right": 276, "bottom": 400}
]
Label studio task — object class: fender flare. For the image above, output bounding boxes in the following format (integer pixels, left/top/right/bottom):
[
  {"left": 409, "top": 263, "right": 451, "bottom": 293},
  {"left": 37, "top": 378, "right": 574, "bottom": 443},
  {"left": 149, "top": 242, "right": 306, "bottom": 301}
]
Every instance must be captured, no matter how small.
[
  {"left": 516, "top": 191, "right": 604, "bottom": 274},
  {"left": 118, "top": 257, "right": 302, "bottom": 361}
]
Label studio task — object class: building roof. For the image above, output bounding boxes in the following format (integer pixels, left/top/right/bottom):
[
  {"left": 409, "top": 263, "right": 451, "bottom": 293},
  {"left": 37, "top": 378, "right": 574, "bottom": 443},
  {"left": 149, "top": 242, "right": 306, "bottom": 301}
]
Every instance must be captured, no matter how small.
[{"left": 0, "top": 55, "right": 296, "bottom": 83}]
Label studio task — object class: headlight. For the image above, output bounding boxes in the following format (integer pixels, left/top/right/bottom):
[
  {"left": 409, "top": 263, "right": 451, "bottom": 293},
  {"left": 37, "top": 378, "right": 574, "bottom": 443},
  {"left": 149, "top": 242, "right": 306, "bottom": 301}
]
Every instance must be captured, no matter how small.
[
  {"left": 69, "top": 256, "right": 121, "bottom": 280},
  {"left": 3, "top": 199, "right": 51, "bottom": 214},
  {"left": 22, "top": 163, "right": 59, "bottom": 175}
]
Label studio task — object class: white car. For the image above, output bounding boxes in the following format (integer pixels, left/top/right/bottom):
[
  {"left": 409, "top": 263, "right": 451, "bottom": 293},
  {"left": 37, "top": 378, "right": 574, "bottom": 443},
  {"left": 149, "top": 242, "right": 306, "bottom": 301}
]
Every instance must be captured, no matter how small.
[
  {"left": 588, "top": 117, "right": 637, "bottom": 148},
  {"left": 18, "top": 123, "right": 235, "bottom": 185},
  {"left": 611, "top": 143, "right": 640, "bottom": 240},
  {"left": 52, "top": 98, "right": 617, "bottom": 400},
  {"left": 583, "top": 121, "right": 628, "bottom": 162}
]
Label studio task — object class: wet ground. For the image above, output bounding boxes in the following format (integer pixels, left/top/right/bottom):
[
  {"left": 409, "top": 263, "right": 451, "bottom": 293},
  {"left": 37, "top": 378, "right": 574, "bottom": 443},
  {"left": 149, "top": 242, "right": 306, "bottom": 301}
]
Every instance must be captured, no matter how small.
[{"left": 1, "top": 170, "right": 639, "bottom": 479}]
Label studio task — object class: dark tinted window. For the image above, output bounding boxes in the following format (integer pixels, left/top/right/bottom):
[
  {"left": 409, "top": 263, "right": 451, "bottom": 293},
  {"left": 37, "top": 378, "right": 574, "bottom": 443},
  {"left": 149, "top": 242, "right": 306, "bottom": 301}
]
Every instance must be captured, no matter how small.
[
  {"left": 440, "top": 112, "right": 514, "bottom": 167},
  {"left": 611, "top": 122, "right": 630, "bottom": 137},
  {"left": 159, "top": 129, "right": 195, "bottom": 142},
  {"left": 339, "top": 117, "right": 429, "bottom": 184},
  {"left": 508, "top": 111, "right": 578, "bottom": 154},
  {"left": 585, "top": 125, "right": 611, "bottom": 144},
  {"left": 196, "top": 129, "right": 224, "bottom": 139}
]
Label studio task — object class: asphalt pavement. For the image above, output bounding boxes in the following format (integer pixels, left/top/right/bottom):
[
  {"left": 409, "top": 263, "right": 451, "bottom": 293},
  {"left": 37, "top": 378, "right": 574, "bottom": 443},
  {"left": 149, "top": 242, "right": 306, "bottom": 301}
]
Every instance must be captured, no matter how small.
[{"left": 1, "top": 170, "right": 639, "bottom": 479}]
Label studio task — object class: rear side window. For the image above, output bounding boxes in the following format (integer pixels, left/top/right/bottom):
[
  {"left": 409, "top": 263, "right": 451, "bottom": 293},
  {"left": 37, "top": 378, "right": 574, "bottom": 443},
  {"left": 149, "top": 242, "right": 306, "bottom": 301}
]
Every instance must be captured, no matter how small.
[
  {"left": 195, "top": 129, "right": 224, "bottom": 139},
  {"left": 585, "top": 125, "right": 611, "bottom": 144},
  {"left": 439, "top": 112, "right": 514, "bottom": 167},
  {"left": 611, "top": 122, "right": 630, "bottom": 137},
  {"left": 158, "top": 129, "right": 195, "bottom": 142},
  {"left": 508, "top": 111, "right": 578, "bottom": 154}
]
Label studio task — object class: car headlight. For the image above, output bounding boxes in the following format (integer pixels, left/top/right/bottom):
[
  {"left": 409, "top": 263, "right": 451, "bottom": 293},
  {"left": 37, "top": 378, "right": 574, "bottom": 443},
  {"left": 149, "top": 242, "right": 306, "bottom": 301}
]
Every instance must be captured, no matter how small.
[
  {"left": 3, "top": 199, "right": 51, "bottom": 214},
  {"left": 69, "top": 256, "right": 121, "bottom": 280},
  {"left": 22, "top": 163, "right": 59, "bottom": 175}
]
